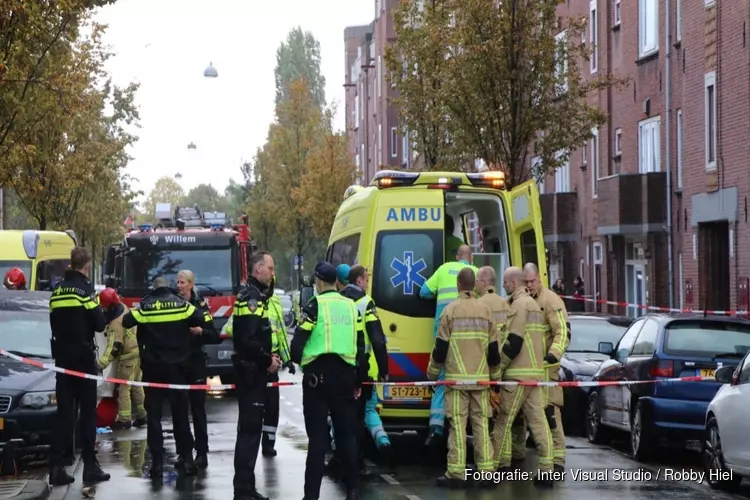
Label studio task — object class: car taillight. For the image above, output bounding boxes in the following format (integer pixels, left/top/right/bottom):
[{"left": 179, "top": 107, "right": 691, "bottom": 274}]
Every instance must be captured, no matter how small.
[
  {"left": 220, "top": 333, "right": 230, "bottom": 339},
  {"left": 649, "top": 360, "right": 674, "bottom": 377}
]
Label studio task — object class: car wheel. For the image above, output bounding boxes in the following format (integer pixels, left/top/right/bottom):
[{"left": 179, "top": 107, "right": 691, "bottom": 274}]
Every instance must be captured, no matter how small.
[
  {"left": 630, "top": 400, "right": 654, "bottom": 461},
  {"left": 703, "top": 417, "right": 742, "bottom": 491},
  {"left": 586, "top": 392, "right": 611, "bottom": 444}
]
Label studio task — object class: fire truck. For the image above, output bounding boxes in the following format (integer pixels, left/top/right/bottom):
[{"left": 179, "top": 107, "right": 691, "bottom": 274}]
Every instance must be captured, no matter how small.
[{"left": 102, "top": 202, "right": 256, "bottom": 383}]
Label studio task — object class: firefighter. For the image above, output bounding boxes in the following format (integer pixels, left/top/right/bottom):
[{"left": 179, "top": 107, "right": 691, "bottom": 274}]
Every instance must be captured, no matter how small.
[
  {"left": 290, "top": 262, "right": 366, "bottom": 500},
  {"left": 230, "top": 252, "right": 281, "bottom": 500},
  {"left": 444, "top": 217, "right": 465, "bottom": 259},
  {"left": 419, "top": 244, "right": 478, "bottom": 446},
  {"left": 523, "top": 262, "right": 570, "bottom": 474},
  {"left": 259, "top": 252, "right": 294, "bottom": 457},
  {"left": 3, "top": 267, "right": 26, "bottom": 290},
  {"left": 122, "top": 276, "right": 210, "bottom": 479},
  {"left": 491, "top": 266, "right": 554, "bottom": 488},
  {"left": 427, "top": 267, "right": 500, "bottom": 488},
  {"left": 176, "top": 270, "right": 219, "bottom": 469},
  {"left": 48, "top": 247, "right": 110, "bottom": 486},
  {"left": 96, "top": 287, "right": 146, "bottom": 430}
]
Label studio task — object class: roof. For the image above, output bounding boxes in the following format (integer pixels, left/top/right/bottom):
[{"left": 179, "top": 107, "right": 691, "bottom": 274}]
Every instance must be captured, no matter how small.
[
  {"left": 657, "top": 313, "right": 750, "bottom": 326},
  {"left": 569, "top": 313, "right": 634, "bottom": 327},
  {"left": 0, "top": 290, "right": 51, "bottom": 311}
]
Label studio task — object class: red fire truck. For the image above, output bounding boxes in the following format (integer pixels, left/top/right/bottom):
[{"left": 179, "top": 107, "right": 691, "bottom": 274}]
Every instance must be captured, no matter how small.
[{"left": 103, "top": 202, "right": 256, "bottom": 384}]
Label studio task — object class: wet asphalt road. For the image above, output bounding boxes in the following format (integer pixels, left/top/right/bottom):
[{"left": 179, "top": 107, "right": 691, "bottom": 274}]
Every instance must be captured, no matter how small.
[{"left": 40, "top": 370, "right": 750, "bottom": 500}]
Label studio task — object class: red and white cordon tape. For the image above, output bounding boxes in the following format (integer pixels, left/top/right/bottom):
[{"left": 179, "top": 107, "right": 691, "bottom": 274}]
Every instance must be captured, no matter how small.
[
  {"left": 0, "top": 348, "right": 713, "bottom": 391},
  {"left": 562, "top": 295, "right": 748, "bottom": 316}
]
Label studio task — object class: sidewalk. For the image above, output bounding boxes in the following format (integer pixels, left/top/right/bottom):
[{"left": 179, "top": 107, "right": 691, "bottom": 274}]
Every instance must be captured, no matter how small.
[{"left": 0, "top": 479, "right": 49, "bottom": 500}]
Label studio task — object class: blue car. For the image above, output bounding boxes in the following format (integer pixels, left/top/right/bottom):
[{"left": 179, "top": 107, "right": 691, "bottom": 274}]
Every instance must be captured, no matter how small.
[{"left": 585, "top": 313, "right": 750, "bottom": 460}]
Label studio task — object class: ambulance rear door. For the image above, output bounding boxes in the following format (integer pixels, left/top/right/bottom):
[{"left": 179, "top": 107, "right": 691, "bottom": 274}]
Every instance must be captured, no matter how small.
[{"left": 504, "top": 180, "right": 549, "bottom": 287}]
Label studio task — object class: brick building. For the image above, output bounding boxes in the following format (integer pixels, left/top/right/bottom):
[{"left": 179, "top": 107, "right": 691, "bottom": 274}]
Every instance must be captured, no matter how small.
[
  {"left": 542, "top": 0, "right": 747, "bottom": 316},
  {"left": 344, "top": 0, "right": 414, "bottom": 185}
]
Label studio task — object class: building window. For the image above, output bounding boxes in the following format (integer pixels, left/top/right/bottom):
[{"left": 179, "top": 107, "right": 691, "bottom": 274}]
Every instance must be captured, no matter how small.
[
  {"left": 555, "top": 30, "right": 568, "bottom": 94},
  {"left": 390, "top": 127, "right": 398, "bottom": 158},
  {"left": 638, "top": 116, "right": 661, "bottom": 173},
  {"left": 678, "top": 252, "right": 684, "bottom": 308},
  {"left": 676, "top": 0, "right": 682, "bottom": 42},
  {"left": 593, "top": 242, "right": 603, "bottom": 264},
  {"left": 402, "top": 130, "right": 409, "bottom": 168},
  {"left": 378, "top": 124, "right": 383, "bottom": 166},
  {"left": 614, "top": 127, "right": 622, "bottom": 156},
  {"left": 614, "top": 0, "right": 621, "bottom": 26},
  {"left": 676, "top": 109, "right": 683, "bottom": 189},
  {"left": 705, "top": 0, "right": 715, "bottom": 7},
  {"left": 554, "top": 152, "right": 570, "bottom": 193},
  {"left": 591, "top": 127, "right": 599, "bottom": 197},
  {"left": 589, "top": 0, "right": 598, "bottom": 73},
  {"left": 705, "top": 71, "right": 717, "bottom": 171},
  {"left": 581, "top": 143, "right": 587, "bottom": 165},
  {"left": 638, "top": 0, "right": 658, "bottom": 57},
  {"left": 361, "top": 144, "right": 365, "bottom": 168},
  {"left": 354, "top": 94, "right": 360, "bottom": 126},
  {"left": 377, "top": 56, "right": 382, "bottom": 98}
]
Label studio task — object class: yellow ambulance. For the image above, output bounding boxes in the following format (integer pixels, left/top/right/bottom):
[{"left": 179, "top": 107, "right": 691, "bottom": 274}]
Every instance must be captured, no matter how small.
[
  {"left": 0, "top": 230, "right": 77, "bottom": 290},
  {"left": 326, "top": 170, "right": 547, "bottom": 433}
]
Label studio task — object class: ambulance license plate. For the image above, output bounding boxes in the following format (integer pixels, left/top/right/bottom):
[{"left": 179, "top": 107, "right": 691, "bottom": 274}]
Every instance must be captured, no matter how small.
[
  {"left": 218, "top": 350, "right": 233, "bottom": 360},
  {"left": 387, "top": 386, "right": 431, "bottom": 400},
  {"left": 700, "top": 369, "right": 715, "bottom": 379}
]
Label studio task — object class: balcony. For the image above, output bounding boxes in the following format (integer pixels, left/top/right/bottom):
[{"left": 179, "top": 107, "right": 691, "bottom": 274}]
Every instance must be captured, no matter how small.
[
  {"left": 596, "top": 172, "right": 666, "bottom": 235},
  {"left": 540, "top": 192, "right": 578, "bottom": 243}
]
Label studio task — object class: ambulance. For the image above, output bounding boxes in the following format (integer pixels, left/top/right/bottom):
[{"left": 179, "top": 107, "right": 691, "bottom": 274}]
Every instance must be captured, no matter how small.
[
  {"left": 327, "top": 170, "right": 547, "bottom": 434},
  {"left": 0, "top": 230, "right": 78, "bottom": 291}
]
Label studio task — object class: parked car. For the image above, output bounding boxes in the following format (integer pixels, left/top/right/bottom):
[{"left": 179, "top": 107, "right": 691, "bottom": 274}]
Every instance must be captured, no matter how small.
[
  {"left": 559, "top": 313, "right": 633, "bottom": 436},
  {"left": 586, "top": 314, "right": 750, "bottom": 460},
  {"left": 702, "top": 353, "right": 750, "bottom": 491}
]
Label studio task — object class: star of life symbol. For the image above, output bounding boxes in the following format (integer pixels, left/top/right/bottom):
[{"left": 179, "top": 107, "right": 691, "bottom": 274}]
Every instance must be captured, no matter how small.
[
  {"left": 390, "top": 251, "right": 427, "bottom": 295},
  {"left": 149, "top": 235, "right": 159, "bottom": 245}
]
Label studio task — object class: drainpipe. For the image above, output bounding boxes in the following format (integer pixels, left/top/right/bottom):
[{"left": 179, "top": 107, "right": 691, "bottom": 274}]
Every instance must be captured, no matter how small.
[{"left": 665, "top": 0, "right": 675, "bottom": 309}]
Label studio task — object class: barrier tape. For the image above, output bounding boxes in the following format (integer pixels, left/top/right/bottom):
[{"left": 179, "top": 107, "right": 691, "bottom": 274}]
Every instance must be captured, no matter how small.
[
  {"left": 0, "top": 348, "right": 714, "bottom": 391},
  {"left": 561, "top": 294, "right": 748, "bottom": 316}
]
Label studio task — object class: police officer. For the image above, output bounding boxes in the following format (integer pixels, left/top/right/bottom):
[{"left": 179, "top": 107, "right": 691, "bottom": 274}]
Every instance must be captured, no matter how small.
[
  {"left": 259, "top": 252, "right": 293, "bottom": 457},
  {"left": 121, "top": 276, "right": 210, "bottom": 479},
  {"left": 290, "top": 262, "right": 366, "bottom": 500},
  {"left": 491, "top": 267, "right": 554, "bottom": 488},
  {"left": 419, "top": 244, "right": 478, "bottom": 446},
  {"left": 48, "top": 247, "right": 110, "bottom": 486},
  {"left": 523, "top": 262, "right": 570, "bottom": 474},
  {"left": 97, "top": 288, "right": 146, "bottom": 430},
  {"left": 176, "top": 270, "right": 219, "bottom": 468},
  {"left": 427, "top": 267, "right": 500, "bottom": 488},
  {"left": 231, "top": 252, "right": 281, "bottom": 500}
]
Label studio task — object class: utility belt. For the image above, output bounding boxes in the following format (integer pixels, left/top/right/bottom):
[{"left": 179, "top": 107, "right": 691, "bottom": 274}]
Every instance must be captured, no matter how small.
[
  {"left": 303, "top": 372, "right": 324, "bottom": 388},
  {"left": 51, "top": 338, "right": 96, "bottom": 359}
]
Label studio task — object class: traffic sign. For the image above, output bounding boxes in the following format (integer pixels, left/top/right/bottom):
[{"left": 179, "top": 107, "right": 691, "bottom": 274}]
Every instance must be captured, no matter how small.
[{"left": 293, "top": 254, "right": 303, "bottom": 270}]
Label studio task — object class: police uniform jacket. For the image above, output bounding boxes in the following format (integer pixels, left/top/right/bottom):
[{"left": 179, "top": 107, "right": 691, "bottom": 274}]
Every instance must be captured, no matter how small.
[
  {"left": 231, "top": 276, "right": 273, "bottom": 372},
  {"left": 339, "top": 284, "right": 389, "bottom": 378},
  {"left": 49, "top": 269, "right": 106, "bottom": 370},
  {"left": 289, "top": 290, "right": 367, "bottom": 384},
  {"left": 188, "top": 289, "right": 220, "bottom": 365},
  {"left": 122, "top": 286, "right": 207, "bottom": 365}
]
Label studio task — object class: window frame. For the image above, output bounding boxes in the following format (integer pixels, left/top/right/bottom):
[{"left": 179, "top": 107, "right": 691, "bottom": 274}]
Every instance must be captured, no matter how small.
[
  {"left": 555, "top": 30, "right": 568, "bottom": 94},
  {"left": 554, "top": 151, "right": 570, "bottom": 193},
  {"left": 593, "top": 242, "right": 603, "bottom": 265},
  {"left": 705, "top": 72, "right": 717, "bottom": 171},
  {"left": 676, "top": 109, "right": 683, "bottom": 188},
  {"left": 614, "top": 127, "right": 622, "bottom": 156},
  {"left": 675, "top": 0, "right": 682, "bottom": 42},
  {"left": 390, "top": 127, "right": 398, "bottom": 158},
  {"left": 326, "top": 233, "right": 361, "bottom": 267},
  {"left": 589, "top": 0, "right": 598, "bottom": 73},
  {"left": 615, "top": 318, "right": 647, "bottom": 361},
  {"left": 377, "top": 123, "right": 383, "bottom": 166},
  {"left": 638, "top": 0, "right": 659, "bottom": 58},
  {"left": 638, "top": 116, "right": 661, "bottom": 173},
  {"left": 705, "top": 0, "right": 716, "bottom": 8},
  {"left": 631, "top": 318, "right": 659, "bottom": 356},
  {"left": 591, "top": 127, "right": 600, "bottom": 198},
  {"left": 614, "top": 0, "right": 621, "bottom": 26},
  {"left": 377, "top": 55, "right": 382, "bottom": 97}
]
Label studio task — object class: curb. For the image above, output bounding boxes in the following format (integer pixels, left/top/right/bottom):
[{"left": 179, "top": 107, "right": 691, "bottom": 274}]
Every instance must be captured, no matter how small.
[
  {"left": 0, "top": 480, "right": 49, "bottom": 500},
  {"left": 45, "top": 455, "right": 81, "bottom": 500}
]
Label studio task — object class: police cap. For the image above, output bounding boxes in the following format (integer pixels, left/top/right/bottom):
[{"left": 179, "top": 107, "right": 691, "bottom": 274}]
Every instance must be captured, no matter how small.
[{"left": 314, "top": 262, "right": 337, "bottom": 284}]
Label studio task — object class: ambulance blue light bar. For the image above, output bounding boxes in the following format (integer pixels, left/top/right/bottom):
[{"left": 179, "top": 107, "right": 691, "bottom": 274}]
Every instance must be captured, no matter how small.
[
  {"left": 372, "top": 170, "right": 419, "bottom": 188},
  {"left": 466, "top": 171, "right": 506, "bottom": 189}
]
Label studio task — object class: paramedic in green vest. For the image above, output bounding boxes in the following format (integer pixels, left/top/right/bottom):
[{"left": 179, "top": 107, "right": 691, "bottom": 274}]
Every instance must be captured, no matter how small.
[
  {"left": 338, "top": 265, "right": 391, "bottom": 463},
  {"left": 445, "top": 217, "right": 465, "bottom": 259},
  {"left": 260, "top": 251, "right": 294, "bottom": 457},
  {"left": 419, "top": 244, "right": 478, "bottom": 447},
  {"left": 290, "top": 262, "right": 367, "bottom": 500}
]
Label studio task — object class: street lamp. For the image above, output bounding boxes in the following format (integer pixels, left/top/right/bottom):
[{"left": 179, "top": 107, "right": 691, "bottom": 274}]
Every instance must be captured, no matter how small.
[
  {"left": 203, "top": 62, "right": 218, "bottom": 78},
  {"left": 187, "top": 142, "right": 197, "bottom": 150},
  {"left": 174, "top": 172, "right": 183, "bottom": 180}
]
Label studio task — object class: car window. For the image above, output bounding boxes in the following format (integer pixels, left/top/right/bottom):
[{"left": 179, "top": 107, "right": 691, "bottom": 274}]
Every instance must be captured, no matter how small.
[
  {"left": 737, "top": 355, "right": 750, "bottom": 384},
  {"left": 567, "top": 319, "right": 628, "bottom": 352},
  {"left": 0, "top": 310, "right": 52, "bottom": 357},
  {"left": 615, "top": 318, "right": 646, "bottom": 361},
  {"left": 280, "top": 295, "right": 292, "bottom": 308},
  {"left": 0, "top": 261, "right": 33, "bottom": 288},
  {"left": 327, "top": 234, "right": 360, "bottom": 266},
  {"left": 631, "top": 319, "right": 659, "bottom": 356},
  {"left": 664, "top": 320, "right": 750, "bottom": 358},
  {"left": 372, "top": 230, "right": 441, "bottom": 319},
  {"left": 35, "top": 259, "right": 70, "bottom": 291}
]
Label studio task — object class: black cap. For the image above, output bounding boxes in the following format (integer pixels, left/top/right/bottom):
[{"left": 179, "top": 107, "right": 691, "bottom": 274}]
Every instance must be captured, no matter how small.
[{"left": 314, "top": 262, "right": 337, "bottom": 284}]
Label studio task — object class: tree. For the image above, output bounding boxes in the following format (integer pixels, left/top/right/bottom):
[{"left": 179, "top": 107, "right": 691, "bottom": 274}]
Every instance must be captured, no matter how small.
[
  {"left": 385, "top": 0, "right": 467, "bottom": 171},
  {"left": 274, "top": 27, "right": 326, "bottom": 109},
  {"left": 183, "top": 184, "right": 229, "bottom": 213},
  {"left": 224, "top": 178, "right": 248, "bottom": 222},
  {"left": 145, "top": 176, "right": 185, "bottom": 219},
  {"left": 245, "top": 147, "right": 277, "bottom": 252}
]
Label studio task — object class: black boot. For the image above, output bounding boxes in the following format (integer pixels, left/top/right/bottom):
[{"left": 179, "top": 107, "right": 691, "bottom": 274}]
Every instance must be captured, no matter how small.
[
  {"left": 133, "top": 416, "right": 147, "bottom": 428},
  {"left": 533, "top": 475, "right": 554, "bottom": 488},
  {"left": 510, "top": 457, "right": 524, "bottom": 470},
  {"left": 111, "top": 419, "right": 132, "bottom": 431},
  {"left": 149, "top": 456, "right": 163, "bottom": 480},
  {"left": 553, "top": 463, "right": 565, "bottom": 476},
  {"left": 235, "top": 489, "right": 269, "bottom": 500},
  {"left": 62, "top": 454, "right": 75, "bottom": 467},
  {"left": 345, "top": 488, "right": 358, "bottom": 500},
  {"left": 180, "top": 455, "right": 197, "bottom": 475},
  {"left": 48, "top": 466, "right": 74, "bottom": 486},
  {"left": 195, "top": 452, "right": 208, "bottom": 468},
  {"left": 82, "top": 459, "right": 111, "bottom": 483},
  {"left": 261, "top": 446, "right": 277, "bottom": 457},
  {"left": 436, "top": 475, "right": 464, "bottom": 488}
]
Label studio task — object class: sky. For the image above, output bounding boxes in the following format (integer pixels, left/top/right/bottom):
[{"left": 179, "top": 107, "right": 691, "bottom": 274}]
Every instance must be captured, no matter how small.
[{"left": 95, "top": 0, "right": 374, "bottom": 200}]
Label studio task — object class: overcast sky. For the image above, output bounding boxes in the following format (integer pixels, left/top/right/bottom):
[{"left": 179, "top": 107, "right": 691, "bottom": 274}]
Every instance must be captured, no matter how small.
[{"left": 96, "top": 0, "right": 373, "bottom": 198}]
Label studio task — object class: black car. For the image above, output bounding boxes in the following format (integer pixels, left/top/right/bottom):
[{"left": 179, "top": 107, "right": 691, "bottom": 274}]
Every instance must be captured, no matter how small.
[
  {"left": 559, "top": 313, "right": 634, "bottom": 436},
  {"left": 0, "top": 290, "right": 57, "bottom": 451}
]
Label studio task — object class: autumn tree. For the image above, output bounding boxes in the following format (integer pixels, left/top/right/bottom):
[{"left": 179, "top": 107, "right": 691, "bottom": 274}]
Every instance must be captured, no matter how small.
[
  {"left": 183, "top": 184, "right": 229, "bottom": 213},
  {"left": 385, "top": 0, "right": 467, "bottom": 171},
  {"left": 274, "top": 27, "right": 326, "bottom": 109},
  {"left": 145, "top": 176, "right": 185, "bottom": 219},
  {"left": 245, "top": 148, "right": 277, "bottom": 252}
]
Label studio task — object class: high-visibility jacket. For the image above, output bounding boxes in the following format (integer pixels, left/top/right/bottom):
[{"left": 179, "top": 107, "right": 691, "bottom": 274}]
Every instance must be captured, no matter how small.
[
  {"left": 268, "top": 295, "right": 291, "bottom": 363},
  {"left": 478, "top": 287, "right": 510, "bottom": 380},
  {"left": 98, "top": 304, "right": 139, "bottom": 370},
  {"left": 501, "top": 287, "right": 546, "bottom": 381},
  {"left": 426, "top": 291, "right": 500, "bottom": 387},
  {"left": 420, "top": 260, "right": 478, "bottom": 337},
  {"left": 532, "top": 286, "right": 570, "bottom": 380},
  {"left": 354, "top": 295, "right": 380, "bottom": 379},
  {"left": 301, "top": 293, "right": 359, "bottom": 367}
]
